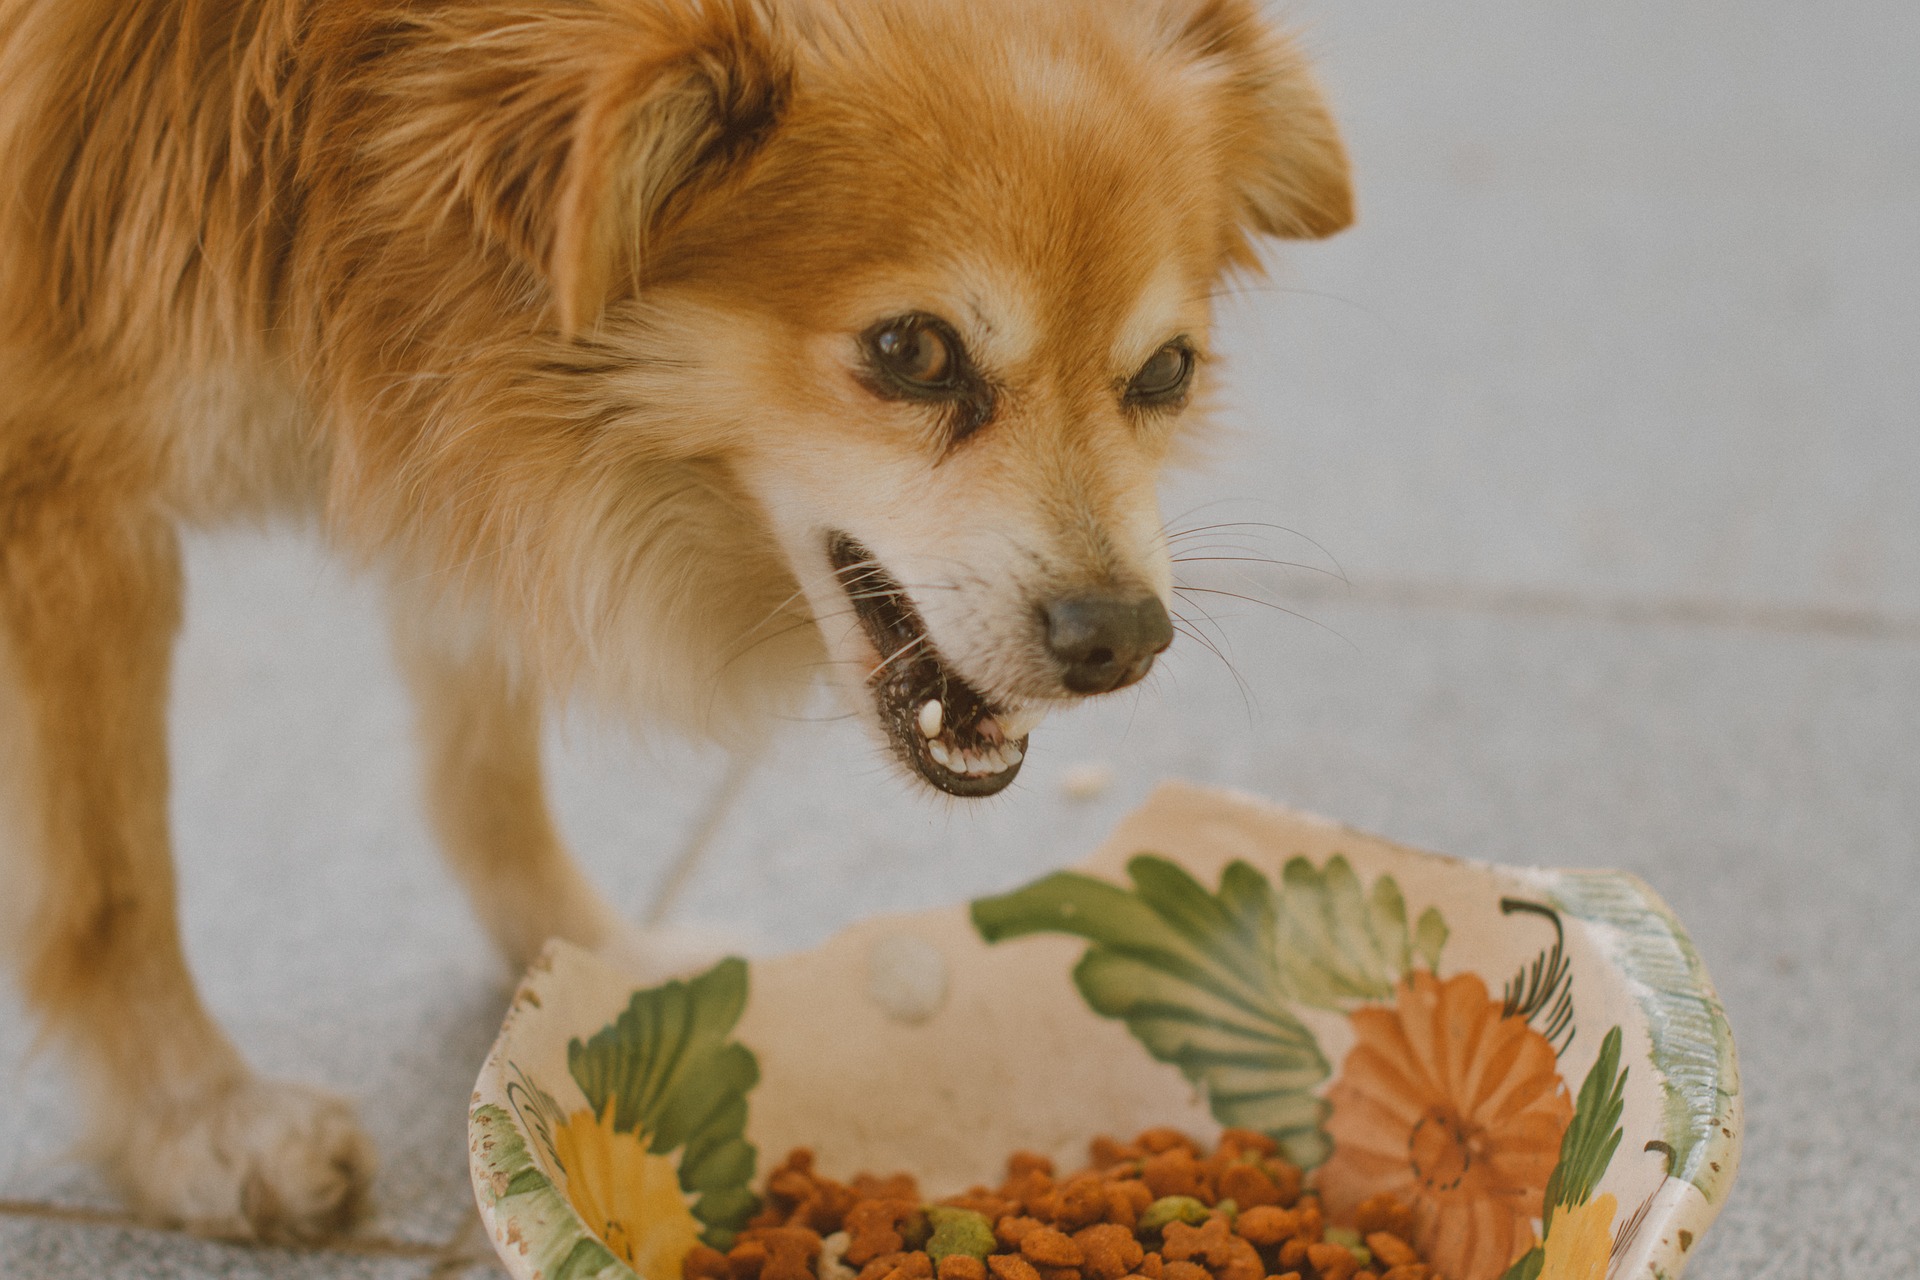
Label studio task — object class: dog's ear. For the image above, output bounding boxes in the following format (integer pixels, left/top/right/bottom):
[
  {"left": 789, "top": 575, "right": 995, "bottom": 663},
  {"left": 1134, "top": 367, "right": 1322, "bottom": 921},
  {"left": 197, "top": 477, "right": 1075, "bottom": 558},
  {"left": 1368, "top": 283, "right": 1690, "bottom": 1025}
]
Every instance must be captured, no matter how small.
[
  {"left": 405, "top": 0, "right": 789, "bottom": 335},
  {"left": 545, "top": 2, "right": 789, "bottom": 333},
  {"left": 1159, "top": 0, "right": 1353, "bottom": 257}
]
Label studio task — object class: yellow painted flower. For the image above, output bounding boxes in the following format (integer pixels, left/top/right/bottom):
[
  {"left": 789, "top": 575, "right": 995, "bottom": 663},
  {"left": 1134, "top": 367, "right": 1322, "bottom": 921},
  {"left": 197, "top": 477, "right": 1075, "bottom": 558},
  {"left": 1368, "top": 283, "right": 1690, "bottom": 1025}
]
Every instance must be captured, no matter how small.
[
  {"left": 552, "top": 1104, "right": 703, "bottom": 1280},
  {"left": 1539, "top": 1193, "right": 1617, "bottom": 1280}
]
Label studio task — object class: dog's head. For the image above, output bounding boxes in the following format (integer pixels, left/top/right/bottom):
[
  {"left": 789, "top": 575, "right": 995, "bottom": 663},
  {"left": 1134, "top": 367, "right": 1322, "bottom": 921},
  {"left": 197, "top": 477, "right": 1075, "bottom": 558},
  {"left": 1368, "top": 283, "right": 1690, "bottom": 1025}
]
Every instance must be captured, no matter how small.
[{"left": 436, "top": 0, "right": 1350, "bottom": 795}]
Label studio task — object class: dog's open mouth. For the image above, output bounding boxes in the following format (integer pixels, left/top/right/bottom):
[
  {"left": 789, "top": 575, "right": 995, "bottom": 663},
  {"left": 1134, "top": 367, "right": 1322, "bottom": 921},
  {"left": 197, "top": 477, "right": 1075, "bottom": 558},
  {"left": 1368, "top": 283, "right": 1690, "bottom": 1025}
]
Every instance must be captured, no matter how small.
[{"left": 828, "top": 533, "right": 1042, "bottom": 798}]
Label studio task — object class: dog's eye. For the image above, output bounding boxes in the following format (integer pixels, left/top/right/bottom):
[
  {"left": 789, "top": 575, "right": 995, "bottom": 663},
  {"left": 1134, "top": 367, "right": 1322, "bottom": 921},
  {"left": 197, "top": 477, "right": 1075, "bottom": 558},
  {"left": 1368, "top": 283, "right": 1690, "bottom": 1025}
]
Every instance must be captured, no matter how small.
[
  {"left": 1127, "top": 342, "right": 1194, "bottom": 404},
  {"left": 869, "top": 321, "right": 956, "bottom": 389}
]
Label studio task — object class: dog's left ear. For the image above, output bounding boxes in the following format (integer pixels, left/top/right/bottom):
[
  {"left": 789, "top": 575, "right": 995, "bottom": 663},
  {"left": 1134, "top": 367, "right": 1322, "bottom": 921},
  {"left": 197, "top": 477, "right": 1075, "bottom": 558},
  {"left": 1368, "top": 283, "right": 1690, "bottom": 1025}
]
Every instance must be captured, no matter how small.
[
  {"left": 544, "top": 1, "right": 790, "bottom": 333},
  {"left": 1159, "top": 0, "right": 1354, "bottom": 259}
]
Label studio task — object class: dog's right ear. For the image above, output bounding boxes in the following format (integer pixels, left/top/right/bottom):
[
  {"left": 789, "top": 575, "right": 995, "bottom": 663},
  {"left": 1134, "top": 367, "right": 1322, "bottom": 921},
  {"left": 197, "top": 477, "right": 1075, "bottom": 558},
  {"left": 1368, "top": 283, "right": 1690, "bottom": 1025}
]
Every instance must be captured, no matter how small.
[
  {"left": 392, "top": 0, "right": 789, "bottom": 336},
  {"left": 1150, "top": 0, "right": 1354, "bottom": 263}
]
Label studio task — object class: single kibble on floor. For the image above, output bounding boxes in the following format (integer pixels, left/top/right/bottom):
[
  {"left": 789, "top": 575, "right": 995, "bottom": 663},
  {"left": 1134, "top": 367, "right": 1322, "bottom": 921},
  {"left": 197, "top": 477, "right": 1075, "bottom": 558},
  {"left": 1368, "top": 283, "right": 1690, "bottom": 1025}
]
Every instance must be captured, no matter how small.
[
  {"left": 682, "top": 1129, "right": 1438, "bottom": 1280},
  {"left": 1059, "top": 762, "right": 1113, "bottom": 800}
]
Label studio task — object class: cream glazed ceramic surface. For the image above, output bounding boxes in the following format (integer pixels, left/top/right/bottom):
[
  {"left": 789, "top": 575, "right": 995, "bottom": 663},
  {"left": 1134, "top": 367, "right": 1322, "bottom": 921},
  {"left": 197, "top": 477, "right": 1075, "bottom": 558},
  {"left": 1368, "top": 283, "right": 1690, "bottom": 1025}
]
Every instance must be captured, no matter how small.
[{"left": 470, "top": 781, "right": 1741, "bottom": 1280}]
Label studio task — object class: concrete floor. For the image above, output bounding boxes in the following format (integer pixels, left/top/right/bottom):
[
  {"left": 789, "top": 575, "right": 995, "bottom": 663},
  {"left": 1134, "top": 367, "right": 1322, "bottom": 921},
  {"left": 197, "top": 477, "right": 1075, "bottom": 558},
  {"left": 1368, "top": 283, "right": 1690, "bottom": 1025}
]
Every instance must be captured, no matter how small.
[{"left": 4, "top": 0, "right": 1917, "bottom": 1276}]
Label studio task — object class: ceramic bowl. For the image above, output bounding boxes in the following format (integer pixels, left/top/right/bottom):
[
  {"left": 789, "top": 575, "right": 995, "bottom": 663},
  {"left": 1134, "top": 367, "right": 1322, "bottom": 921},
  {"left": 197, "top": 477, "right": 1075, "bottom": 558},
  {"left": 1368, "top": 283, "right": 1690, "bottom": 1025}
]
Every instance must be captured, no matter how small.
[{"left": 470, "top": 782, "right": 1741, "bottom": 1280}]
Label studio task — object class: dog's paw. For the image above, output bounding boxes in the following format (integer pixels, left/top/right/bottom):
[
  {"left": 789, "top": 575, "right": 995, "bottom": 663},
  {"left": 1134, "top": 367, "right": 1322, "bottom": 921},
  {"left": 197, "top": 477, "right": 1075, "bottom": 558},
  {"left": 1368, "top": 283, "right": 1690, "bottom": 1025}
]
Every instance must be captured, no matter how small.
[
  {"left": 595, "top": 921, "right": 765, "bottom": 984},
  {"left": 109, "top": 1078, "right": 375, "bottom": 1241}
]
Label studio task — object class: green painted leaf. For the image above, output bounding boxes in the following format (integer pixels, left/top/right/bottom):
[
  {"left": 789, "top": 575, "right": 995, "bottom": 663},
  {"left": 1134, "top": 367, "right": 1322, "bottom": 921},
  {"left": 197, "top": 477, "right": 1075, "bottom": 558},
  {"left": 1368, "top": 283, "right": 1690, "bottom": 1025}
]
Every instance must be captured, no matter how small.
[
  {"left": 471, "top": 1102, "right": 637, "bottom": 1280},
  {"left": 1271, "top": 855, "right": 1438, "bottom": 1009},
  {"left": 1544, "top": 871, "right": 1739, "bottom": 1202},
  {"left": 974, "top": 856, "right": 1332, "bottom": 1166},
  {"left": 566, "top": 959, "right": 762, "bottom": 1240},
  {"left": 1413, "top": 907, "right": 1448, "bottom": 972},
  {"left": 1498, "top": 1246, "right": 1544, "bottom": 1280},
  {"left": 1542, "top": 1026, "right": 1627, "bottom": 1237}
]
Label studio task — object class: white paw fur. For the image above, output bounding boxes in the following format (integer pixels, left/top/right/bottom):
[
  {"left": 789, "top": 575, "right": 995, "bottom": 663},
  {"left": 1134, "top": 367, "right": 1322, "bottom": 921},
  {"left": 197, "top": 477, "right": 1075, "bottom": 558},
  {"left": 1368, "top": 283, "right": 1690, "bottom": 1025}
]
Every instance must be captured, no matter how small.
[{"left": 107, "top": 1077, "right": 375, "bottom": 1241}]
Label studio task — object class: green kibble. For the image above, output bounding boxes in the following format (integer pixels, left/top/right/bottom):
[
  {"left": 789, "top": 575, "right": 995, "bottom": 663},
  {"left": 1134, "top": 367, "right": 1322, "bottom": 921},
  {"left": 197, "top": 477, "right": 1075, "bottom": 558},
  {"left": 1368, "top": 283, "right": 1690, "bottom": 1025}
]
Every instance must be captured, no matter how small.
[
  {"left": 1137, "top": 1196, "right": 1211, "bottom": 1231},
  {"left": 1213, "top": 1199, "right": 1238, "bottom": 1221},
  {"left": 925, "top": 1207, "right": 996, "bottom": 1262},
  {"left": 1323, "top": 1227, "right": 1362, "bottom": 1248}
]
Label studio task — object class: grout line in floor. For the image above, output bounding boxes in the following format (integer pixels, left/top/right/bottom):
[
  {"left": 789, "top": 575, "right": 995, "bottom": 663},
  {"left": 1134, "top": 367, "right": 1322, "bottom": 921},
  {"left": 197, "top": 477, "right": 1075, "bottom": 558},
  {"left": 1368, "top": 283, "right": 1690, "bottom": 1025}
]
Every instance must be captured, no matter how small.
[
  {"left": 0, "top": 1196, "right": 450, "bottom": 1261},
  {"left": 642, "top": 749, "right": 758, "bottom": 926},
  {"left": 1274, "top": 575, "right": 1920, "bottom": 642}
]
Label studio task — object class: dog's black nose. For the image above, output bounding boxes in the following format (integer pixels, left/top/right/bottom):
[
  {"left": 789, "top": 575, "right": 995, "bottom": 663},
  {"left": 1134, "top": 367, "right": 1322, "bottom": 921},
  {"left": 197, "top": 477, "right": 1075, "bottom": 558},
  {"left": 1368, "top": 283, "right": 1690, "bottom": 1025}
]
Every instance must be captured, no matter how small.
[{"left": 1044, "top": 593, "right": 1174, "bottom": 694}]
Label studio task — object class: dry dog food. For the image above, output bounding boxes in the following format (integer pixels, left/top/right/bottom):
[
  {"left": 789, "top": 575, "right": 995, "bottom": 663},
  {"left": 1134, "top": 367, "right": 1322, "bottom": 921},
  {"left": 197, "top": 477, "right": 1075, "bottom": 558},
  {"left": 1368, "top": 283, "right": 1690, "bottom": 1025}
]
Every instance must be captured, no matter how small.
[{"left": 683, "top": 1129, "right": 1443, "bottom": 1280}]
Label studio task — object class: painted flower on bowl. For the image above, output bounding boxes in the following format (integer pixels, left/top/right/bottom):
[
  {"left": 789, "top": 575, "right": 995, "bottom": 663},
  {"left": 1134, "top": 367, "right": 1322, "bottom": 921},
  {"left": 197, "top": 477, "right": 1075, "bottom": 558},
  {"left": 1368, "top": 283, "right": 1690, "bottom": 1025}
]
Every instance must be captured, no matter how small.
[
  {"left": 1317, "top": 970, "right": 1573, "bottom": 1280},
  {"left": 551, "top": 1102, "right": 705, "bottom": 1280},
  {"left": 1537, "top": 1192, "right": 1617, "bottom": 1280}
]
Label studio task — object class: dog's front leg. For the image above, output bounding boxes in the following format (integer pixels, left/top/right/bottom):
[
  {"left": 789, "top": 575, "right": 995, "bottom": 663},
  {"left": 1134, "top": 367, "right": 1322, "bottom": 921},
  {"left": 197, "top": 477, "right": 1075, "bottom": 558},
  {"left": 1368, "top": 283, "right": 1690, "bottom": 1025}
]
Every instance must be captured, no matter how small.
[
  {"left": 0, "top": 485, "right": 372, "bottom": 1240},
  {"left": 390, "top": 603, "right": 641, "bottom": 973}
]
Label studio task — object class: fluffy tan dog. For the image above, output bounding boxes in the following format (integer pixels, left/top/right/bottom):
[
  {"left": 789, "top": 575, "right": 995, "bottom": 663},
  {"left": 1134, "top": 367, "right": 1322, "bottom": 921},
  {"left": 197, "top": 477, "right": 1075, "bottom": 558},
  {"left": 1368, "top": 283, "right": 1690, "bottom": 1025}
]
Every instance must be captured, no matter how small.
[{"left": 0, "top": 0, "right": 1350, "bottom": 1242}]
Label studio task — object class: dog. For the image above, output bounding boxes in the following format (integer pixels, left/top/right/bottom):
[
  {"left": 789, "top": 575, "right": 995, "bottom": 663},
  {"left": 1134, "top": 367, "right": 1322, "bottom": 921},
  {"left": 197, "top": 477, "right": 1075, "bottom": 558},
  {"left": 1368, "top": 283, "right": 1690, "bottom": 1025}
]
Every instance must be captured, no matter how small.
[{"left": 0, "top": 0, "right": 1350, "bottom": 1242}]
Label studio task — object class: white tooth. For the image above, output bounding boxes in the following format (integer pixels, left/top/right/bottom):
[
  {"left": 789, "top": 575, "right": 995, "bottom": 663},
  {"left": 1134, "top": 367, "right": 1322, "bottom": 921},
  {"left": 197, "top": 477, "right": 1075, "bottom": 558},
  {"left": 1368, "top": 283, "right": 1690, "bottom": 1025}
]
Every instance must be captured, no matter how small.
[
  {"left": 979, "top": 746, "right": 1006, "bottom": 773},
  {"left": 998, "top": 705, "right": 1050, "bottom": 740},
  {"left": 1003, "top": 743, "right": 1023, "bottom": 764},
  {"left": 917, "top": 699, "right": 944, "bottom": 739},
  {"left": 962, "top": 750, "right": 985, "bottom": 775},
  {"left": 929, "top": 741, "right": 951, "bottom": 768}
]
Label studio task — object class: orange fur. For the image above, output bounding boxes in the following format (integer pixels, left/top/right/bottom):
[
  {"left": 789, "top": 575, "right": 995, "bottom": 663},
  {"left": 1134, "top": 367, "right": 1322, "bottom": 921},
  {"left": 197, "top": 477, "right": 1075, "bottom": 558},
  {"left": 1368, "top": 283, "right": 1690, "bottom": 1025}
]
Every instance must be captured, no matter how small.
[{"left": 0, "top": 0, "right": 1349, "bottom": 1237}]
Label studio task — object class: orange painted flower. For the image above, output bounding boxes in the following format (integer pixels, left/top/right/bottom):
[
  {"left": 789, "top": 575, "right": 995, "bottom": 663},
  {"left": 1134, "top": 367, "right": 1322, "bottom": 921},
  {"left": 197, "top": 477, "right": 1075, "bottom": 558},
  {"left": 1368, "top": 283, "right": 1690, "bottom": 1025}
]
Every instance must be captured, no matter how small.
[{"left": 1318, "top": 971, "right": 1573, "bottom": 1280}]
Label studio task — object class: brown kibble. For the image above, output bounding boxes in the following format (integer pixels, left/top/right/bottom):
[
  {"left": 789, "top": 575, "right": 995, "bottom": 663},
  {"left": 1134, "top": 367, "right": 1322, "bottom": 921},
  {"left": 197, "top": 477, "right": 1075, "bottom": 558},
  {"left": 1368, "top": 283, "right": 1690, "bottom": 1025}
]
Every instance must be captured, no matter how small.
[
  {"left": 1006, "top": 1170, "right": 1059, "bottom": 1218},
  {"left": 1054, "top": 1175, "right": 1110, "bottom": 1230},
  {"left": 1216, "top": 1130, "right": 1279, "bottom": 1158},
  {"left": 1275, "top": 1239, "right": 1309, "bottom": 1272},
  {"left": 1035, "top": 1268, "right": 1081, "bottom": 1280},
  {"left": 887, "top": 1255, "right": 935, "bottom": 1280},
  {"left": 1216, "top": 1164, "right": 1282, "bottom": 1210},
  {"left": 989, "top": 1255, "right": 1043, "bottom": 1280},
  {"left": 1219, "top": 1238, "right": 1264, "bottom": 1280},
  {"left": 728, "top": 1239, "right": 770, "bottom": 1280},
  {"left": 847, "top": 1202, "right": 920, "bottom": 1266},
  {"left": 1292, "top": 1203, "right": 1322, "bottom": 1242},
  {"left": 1352, "top": 1195, "right": 1414, "bottom": 1244},
  {"left": 1074, "top": 1223, "right": 1145, "bottom": 1280},
  {"left": 1379, "top": 1269, "right": 1430, "bottom": 1280},
  {"left": 939, "top": 1259, "right": 987, "bottom": 1280},
  {"left": 1102, "top": 1184, "right": 1140, "bottom": 1230},
  {"left": 1229, "top": 1207, "right": 1297, "bottom": 1248},
  {"left": 1090, "top": 1136, "right": 1144, "bottom": 1167},
  {"left": 1021, "top": 1227, "right": 1086, "bottom": 1268},
  {"left": 1269, "top": 1274, "right": 1302, "bottom": 1280},
  {"left": 997, "top": 1216, "right": 1045, "bottom": 1250},
  {"left": 1141, "top": 1149, "right": 1208, "bottom": 1202},
  {"left": 1305, "top": 1244, "right": 1361, "bottom": 1280},
  {"left": 743, "top": 1228, "right": 825, "bottom": 1280},
  {"left": 944, "top": 1193, "right": 1017, "bottom": 1223},
  {"left": 1364, "top": 1235, "right": 1418, "bottom": 1270},
  {"left": 1160, "top": 1264, "right": 1209, "bottom": 1280},
  {"left": 1261, "top": 1163, "right": 1304, "bottom": 1209},
  {"left": 1009, "top": 1151, "right": 1057, "bottom": 1179},
  {"left": 852, "top": 1172, "right": 922, "bottom": 1202},
  {"left": 1354, "top": 1273, "right": 1379, "bottom": 1280},
  {"left": 1135, "top": 1129, "right": 1199, "bottom": 1155},
  {"left": 684, "top": 1245, "right": 731, "bottom": 1280},
  {"left": 1138, "top": 1254, "right": 1164, "bottom": 1280},
  {"left": 1160, "top": 1218, "right": 1235, "bottom": 1268},
  {"left": 859, "top": 1255, "right": 910, "bottom": 1280}
]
